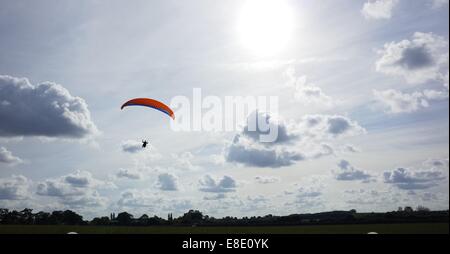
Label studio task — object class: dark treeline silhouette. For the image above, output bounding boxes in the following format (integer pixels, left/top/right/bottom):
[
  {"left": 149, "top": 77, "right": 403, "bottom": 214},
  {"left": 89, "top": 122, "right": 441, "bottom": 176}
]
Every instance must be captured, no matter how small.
[{"left": 0, "top": 206, "right": 448, "bottom": 226}]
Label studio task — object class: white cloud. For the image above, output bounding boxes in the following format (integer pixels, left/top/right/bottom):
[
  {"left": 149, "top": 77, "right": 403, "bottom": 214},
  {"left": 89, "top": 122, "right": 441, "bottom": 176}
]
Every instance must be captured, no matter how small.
[
  {"left": 362, "top": 0, "right": 399, "bottom": 20},
  {"left": 299, "top": 114, "right": 366, "bottom": 138},
  {"left": 0, "top": 175, "right": 31, "bottom": 200},
  {"left": 376, "top": 32, "right": 449, "bottom": 84},
  {"left": 36, "top": 170, "right": 112, "bottom": 208},
  {"left": 226, "top": 111, "right": 304, "bottom": 168},
  {"left": 291, "top": 187, "right": 324, "bottom": 210},
  {"left": 310, "top": 143, "right": 335, "bottom": 159},
  {"left": 284, "top": 68, "right": 333, "bottom": 106},
  {"left": 203, "top": 193, "right": 226, "bottom": 200},
  {"left": 333, "top": 160, "right": 374, "bottom": 183},
  {"left": 443, "top": 72, "right": 449, "bottom": 90},
  {"left": 423, "top": 89, "right": 449, "bottom": 100},
  {"left": 226, "top": 112, "right": 365, "bottom": 168},
  {"left": 374, "top": 89, "right": 429, "bottom": 113},
  {"left": 342, "top": 144, "right": 360, "bottom": 153},
  {"left": 254, "top": 176, "right": 281, "bottom": 184},
  {"left": 116, "top": 189, "right": 193, "bottom": 214},
  {"left": 0, "top": 75, "right": 98, "bottom": 138},
  {"left": 374, "top": 88, "right": 448, "bottom": 114},
  {"left": 117, "top": 190, "right": 157, "bottom": 208},
  {"left": 344, "top": 189, "right": 393, "bottom": 206},
  {"left": 121, "top": 140, "right": 143, "bottom": 153},
  {"left": 157, "top": 173, "right": 178, "bottom": 191},
  {"left": 423, "top": 158, "right": 449, "bottom": 168},
  {"left": 199, "top": 175, "right": 237, "bottom": 193},
  {"left": 171, "top": 152, "right": 200, "bottom": 171},
  {"left": 116, "top": 168, "right": 142, "bottom": 180},
  {"left": 384, "top": 167, "right": 447, "bottom": 190},
  {"left": 0, "top": 146, "right": 22, "bottom": 165},
  {"left": 227, "top": 136, "right": 304, "bottom": 168}
]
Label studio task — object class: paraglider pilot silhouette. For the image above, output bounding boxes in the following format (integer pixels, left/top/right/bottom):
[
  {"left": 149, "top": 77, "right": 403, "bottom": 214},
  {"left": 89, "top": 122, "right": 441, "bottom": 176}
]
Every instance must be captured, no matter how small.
[{"left": 121, "top": 98, "right": 175, "bottom": 149}]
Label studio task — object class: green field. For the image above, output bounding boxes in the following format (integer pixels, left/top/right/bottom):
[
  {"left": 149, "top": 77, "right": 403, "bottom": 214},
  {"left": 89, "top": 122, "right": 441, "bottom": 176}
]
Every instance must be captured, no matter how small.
[{"left": 0, "top": 223, "right": 448, "bottom": 234}]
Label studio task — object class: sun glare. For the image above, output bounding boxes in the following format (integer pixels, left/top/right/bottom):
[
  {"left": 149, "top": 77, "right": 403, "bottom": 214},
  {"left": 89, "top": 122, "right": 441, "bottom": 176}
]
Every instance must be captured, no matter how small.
[{"left": 237, "top": 0, "right": 294, "bottom": 57}]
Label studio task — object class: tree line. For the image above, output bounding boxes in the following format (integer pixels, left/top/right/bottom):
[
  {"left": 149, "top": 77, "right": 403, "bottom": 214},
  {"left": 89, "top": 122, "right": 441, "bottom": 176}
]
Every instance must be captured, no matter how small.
[{"left": 0, "top": 206, "right": 448, "bottom": 226}]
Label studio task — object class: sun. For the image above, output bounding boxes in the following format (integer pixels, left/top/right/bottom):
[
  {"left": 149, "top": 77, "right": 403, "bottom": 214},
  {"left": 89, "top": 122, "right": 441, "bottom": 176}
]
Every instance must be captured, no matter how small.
[{"left": 237, "top": 0, "right": 294, "bottom": 57}]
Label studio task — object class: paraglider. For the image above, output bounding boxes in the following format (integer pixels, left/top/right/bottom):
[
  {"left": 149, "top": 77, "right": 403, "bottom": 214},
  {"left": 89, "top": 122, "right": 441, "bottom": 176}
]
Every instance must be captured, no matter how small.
[
  {"left": 121, "top": 98, "right": 174, "bottom": 149},
  {"left": 121, "top": 98, "right": 175, "bottom": 120}
]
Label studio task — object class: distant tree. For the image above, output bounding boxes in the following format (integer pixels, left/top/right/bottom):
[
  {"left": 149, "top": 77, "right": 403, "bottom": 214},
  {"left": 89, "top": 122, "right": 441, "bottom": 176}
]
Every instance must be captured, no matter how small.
[
  {"left": 416, "top": 206, "right": 430, "bottom": 212},
  {"left": 404, "top": 206, "right": 414, "bottom": 213},
  {"left": 20, "top": 208, "right": 34, "bottom": 224},
  {"left": 0, "top": 207, "right": 448, "bottom": 227},
  {"left": 139, "top": 214, "right": 149, "bottom": 220},
  {"left": 397, "top": 207, "right": 403, "bottom": 212},
  {"left": 148, "top": 215, "right": 165, "bottom": 225},
  {"left": 63, "top": 210, "right": 83, "bottom": 224},
  {"left": 91, "top": 216, "right": 110, "bottom": 225},
  {"left": 137, "top": 214, "right": 149, "bottom": 226},
  {"left": 34, "top": 211, "right": 51, "bottom": 225},
  {"left": 180, "top": 210, "right": 204, "bottom": 225},
  {"left": 117, "top": 212, "right": 133, "bottom": 225},
  {"left": 0, "top": 208, "right": 9, "bottom": 224},
  {"left": 50, "top": 211, "right": 64, "bottom": 224}
]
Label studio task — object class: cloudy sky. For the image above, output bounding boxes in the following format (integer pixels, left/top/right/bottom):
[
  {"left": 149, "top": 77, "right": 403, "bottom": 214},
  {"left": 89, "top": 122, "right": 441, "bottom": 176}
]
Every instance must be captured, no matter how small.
[{"left": 0, "top": 0, "right": 449, "bottom": 219}]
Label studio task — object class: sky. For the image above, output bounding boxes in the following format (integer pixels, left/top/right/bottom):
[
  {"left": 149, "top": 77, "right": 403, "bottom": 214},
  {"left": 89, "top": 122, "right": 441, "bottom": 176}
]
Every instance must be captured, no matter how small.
[{"left": 0, "top": 0, "right": 449, "bottom": 220}]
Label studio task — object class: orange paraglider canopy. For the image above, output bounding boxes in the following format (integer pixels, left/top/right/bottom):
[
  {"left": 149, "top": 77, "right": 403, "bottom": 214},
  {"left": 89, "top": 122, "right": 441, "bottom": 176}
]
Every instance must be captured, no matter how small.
[{"left": 121, "top": 98, "right": 175, "bottom": 120}]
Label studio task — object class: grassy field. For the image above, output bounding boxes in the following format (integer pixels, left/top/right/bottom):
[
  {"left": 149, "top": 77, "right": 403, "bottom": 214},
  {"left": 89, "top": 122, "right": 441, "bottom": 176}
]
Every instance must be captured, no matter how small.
[{"left": 0, "top": 223, "right": 448, "bottom": 234}]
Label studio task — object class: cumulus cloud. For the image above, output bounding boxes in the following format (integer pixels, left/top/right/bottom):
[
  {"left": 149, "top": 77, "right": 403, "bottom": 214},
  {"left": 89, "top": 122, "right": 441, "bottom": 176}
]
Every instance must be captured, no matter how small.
[
  {"left": 242, "top": 111, "right": 298, "bottom": 145},
  {"left": 117, "top": 190, "right": 157, "bottom": 208},
  {"left": 36, "top": 170, "right": 111, "bottom": 207},
  {"left": 291, "top": 187, "right": 324, "bottom": 210},
  {"left": 374, "top": 88, "right": 448, "bottom": 113},
  {"left": 342, "top": 144, "right": 360, "bottom": 153},
  {"left": 116, "top": 168, "right": 142, "bottom": 180},
  {"left": 334, "top": 160, "right": 374, "bottom": 183},
  {"left": 199, "top": 175, "right": 237, "bottom": 193},
  {"left": 0, "top": 146, "right": 22, "bottom": 165},
  {"left": 311, "top": 143, "right": 335, "bottom": 159},
  {"left": 0, "top": 75, "right": 98, "bottom": 138},
  {"left": 284, "top": 68, "right": 333, "bottom": 106},
  {"left": 423, "top": 158, "right": 449, "bottom": 168},
  {"left": 296, "top": 188, "right": 322, "bottom": 201},
  {"left": 226, "top": 112, "right": 365, "bottom": 168},
  {"left": 227, "top": 136, "right": 304, "bottom": 168},
  {"left": 299, "top": 114, "right": 366, "bottom": 138},
  {"left": 384, "top": 167, "right": 446, "bottom": 190},
  {"left": 0, "top": 175, "right": 31, "bottom": 200},
  {"left": 423, "top": 89, "right": 449, "bottom": 100},
  {"left": 203, "top": 193, "right": 226, "bottom": 200},
  {"left": 443, "top": 72, "right": 449, "bottom": 90},
  {"left": 116, "top": 189, "right": 192, "bottom": 214},
  {"left": 344, "top": 189, "right": 393, "bottom": 206},
  {"left": 226, "top": 111, "right": 304, "bottom": 168},
  {"left": 362, "top": 0, "right": 399, "bottom": 20},
  {"left": 171, "top": 152, "right": 200, "bottom": 171},
  {"left": 376, "top": 32, "right": 449, "bottom": 84},
  {"left": 157, "top": 173, "right": 178, "bottom": 191},
  {"left": 255, "top": 176, "right": 281, "bottom": 184},
  {"left": 374, "top": 89, "right": 429, "bottom": 113},
  {"left": 121, "top": 140, "right": 143, "bottom": 153}
]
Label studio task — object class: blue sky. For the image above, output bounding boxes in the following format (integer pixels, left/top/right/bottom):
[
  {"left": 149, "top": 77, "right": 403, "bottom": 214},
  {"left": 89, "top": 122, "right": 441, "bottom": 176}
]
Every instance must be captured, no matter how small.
[{"left": 0, "top": 0, "right": 449, "bottom": 219}]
